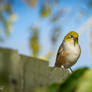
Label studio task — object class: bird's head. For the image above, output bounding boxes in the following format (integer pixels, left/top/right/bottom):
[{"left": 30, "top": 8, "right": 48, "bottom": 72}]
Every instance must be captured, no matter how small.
[{"left": 64, "top": 31, "right": 79, "bottom": 45}]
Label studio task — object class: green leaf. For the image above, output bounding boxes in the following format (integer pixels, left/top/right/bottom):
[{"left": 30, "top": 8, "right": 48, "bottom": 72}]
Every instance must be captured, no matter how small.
[
  {"left": 58, "top": 68, "right": 88, "bottom": 92},
  {"left": 76, "top": 69, "right": 92, "bottom": 92}
]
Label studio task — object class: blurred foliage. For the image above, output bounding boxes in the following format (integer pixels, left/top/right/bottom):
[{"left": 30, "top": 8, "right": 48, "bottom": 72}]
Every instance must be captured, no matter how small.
[
  {"left": 23, "top": 0, "right": 37, "bottom": 7},
  {"left": 0, "top": 0, "right": 16, "bottom": 40},
  {"left": 58, "top": 68, "right": 88, "bottom": 92},
  {"left": 41, "top": 3, "right": 51, "bottom": 18},
  {"left": 27, "top": 0, "right": 92, "bottom": 59},
  {"left": 30, "top": 26, "right": 40, "bottom": 57},
  {"left": 75, "top": 69, "right": 92, "bottom": 92},
  {"left": 1, "top": 0, "right": 92, "bottom": 59}
]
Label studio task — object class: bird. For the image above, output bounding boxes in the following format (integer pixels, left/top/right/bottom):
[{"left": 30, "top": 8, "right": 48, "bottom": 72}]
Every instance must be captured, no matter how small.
[{"left": 55, "top": 31, "right": 81, "bottom": 71}]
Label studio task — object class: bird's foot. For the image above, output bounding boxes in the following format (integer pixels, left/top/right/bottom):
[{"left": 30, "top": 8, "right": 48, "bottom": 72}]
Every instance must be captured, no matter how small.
[
  {"left": 61, "top": 65, "right": 65, "bottom": 69},
  {"left": 69, "top": 67, "right": 73, "bottom": 73}
]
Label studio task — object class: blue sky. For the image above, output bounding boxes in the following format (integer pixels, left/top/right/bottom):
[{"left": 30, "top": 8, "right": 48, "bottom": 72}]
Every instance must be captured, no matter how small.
[{"left": 0, "top": 0, "right": 92, "bottom": 69}]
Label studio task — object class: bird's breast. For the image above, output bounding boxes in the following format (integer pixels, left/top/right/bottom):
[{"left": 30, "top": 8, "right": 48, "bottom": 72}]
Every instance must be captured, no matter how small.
[{"left": 64, "top": 42, "right": 81, "bottom": 64}]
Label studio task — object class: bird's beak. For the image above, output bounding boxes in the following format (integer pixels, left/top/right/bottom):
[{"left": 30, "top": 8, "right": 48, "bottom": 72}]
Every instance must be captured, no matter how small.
[
  {"left": 74, "top": 37, "right": 77, "bottom": 41},
  {"left": 73, "top": 37, "right": 78, "bottom": 46}
]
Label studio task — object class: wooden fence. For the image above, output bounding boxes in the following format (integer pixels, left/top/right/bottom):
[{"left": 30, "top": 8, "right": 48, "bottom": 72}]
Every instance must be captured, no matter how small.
[{"left": 0, "top": 48, "right": 69, "bottom": 92}]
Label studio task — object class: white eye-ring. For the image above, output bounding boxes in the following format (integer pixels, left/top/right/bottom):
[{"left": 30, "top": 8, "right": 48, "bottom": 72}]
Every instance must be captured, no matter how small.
[{"left": 69, "top": 35, "right": 73, "bottom": 38}]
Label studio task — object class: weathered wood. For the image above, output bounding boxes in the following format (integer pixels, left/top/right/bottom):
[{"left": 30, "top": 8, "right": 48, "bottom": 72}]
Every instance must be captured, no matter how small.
[
  {"left": 0, "top": 48, "right": 23, "bottom": 92},
  {"left": 21, "top": 55, "right": 69, "bottom": 92},
  {"left": 0, "top": 48, "right": 69, "bottom": 92}
]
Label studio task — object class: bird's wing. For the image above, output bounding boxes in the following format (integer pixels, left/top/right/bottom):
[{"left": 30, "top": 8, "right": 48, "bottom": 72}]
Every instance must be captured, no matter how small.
[{"left": 55, "top": 43, "right": 68, "bottom": 67}]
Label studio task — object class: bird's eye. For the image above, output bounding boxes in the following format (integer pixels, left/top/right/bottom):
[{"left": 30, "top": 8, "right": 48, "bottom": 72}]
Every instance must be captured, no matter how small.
[{"left": 69, "top": 35, "right": 73, "bottom": 38}]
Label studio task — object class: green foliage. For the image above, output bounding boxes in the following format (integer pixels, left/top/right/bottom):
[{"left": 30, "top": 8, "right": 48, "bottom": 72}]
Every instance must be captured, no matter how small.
[
  {"left": 41, "top": 4, "right": 51, "bottom": 18},
  {"left": 0, "top": 1, "right": 15, "bottom": 40},
  {"left": 1, "top": 0, "right": 92, "bottom": 60},
  {"left": 28, "top": 0, "right": 63, "bottom": 57},
  {"left": 30, "top": 26, "right": 40, "bottom": 56},
  {"left": 76, "top": 69, "right": 92, "bottom": 92},
  {"left": 58, "top": 68, "right": 88, "bottom": 92}
]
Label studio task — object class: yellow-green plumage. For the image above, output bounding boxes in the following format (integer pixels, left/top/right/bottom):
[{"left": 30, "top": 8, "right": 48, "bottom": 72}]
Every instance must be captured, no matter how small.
[{"left": 65, "top": 31, "right": 79, "bottom": 39}]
